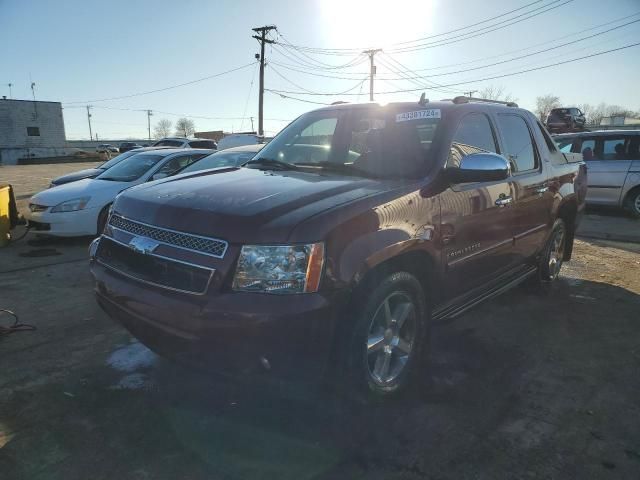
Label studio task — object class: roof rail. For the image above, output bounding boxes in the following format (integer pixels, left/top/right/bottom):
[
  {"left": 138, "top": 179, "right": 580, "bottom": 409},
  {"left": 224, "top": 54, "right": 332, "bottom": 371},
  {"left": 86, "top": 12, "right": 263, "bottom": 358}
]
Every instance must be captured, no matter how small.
[
  {"left": 452, "top": 96, "right": 518, "bottom": 108},
  {"left": 331, "top": 101, "right": 349, "bottom": 105}
]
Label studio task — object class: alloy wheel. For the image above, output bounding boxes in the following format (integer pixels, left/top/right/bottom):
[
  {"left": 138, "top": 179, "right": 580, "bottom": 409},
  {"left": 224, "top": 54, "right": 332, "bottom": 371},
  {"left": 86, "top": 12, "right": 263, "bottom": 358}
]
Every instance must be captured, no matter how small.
[
  {"left": 547, "top": 224, "right": 566, "bottom": 281},
  {"left": 365, "top": 292, "right": 417, "bottom": 386}
]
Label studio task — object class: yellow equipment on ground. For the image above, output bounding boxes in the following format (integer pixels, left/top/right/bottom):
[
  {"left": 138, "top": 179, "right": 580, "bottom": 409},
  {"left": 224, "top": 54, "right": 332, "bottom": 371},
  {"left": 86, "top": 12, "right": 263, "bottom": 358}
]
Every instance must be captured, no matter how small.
[{"left": 0, "top": 184, "right": 17, "bottom": 247}]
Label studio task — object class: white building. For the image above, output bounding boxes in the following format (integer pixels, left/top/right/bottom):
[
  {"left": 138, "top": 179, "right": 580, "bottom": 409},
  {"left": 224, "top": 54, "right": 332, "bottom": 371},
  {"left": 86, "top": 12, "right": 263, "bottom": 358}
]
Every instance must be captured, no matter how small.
[{"left": 0, "top": 99, "right": 67, "bottom": 165}]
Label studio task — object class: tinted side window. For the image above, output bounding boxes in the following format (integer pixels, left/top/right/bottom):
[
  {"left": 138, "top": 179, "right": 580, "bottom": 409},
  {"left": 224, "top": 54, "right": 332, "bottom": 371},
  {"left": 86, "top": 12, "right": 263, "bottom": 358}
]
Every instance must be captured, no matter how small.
[
  {"left": 447, "top": 113, "right": 497, "bottom": 167},
  {"left": 496, "top": 114, "right": 537, "bottom": 172},
  {"left": 601, "top": 137, "right": 628, "bottom": 160},
  {"left": 188, "top": 140, "right": 216, "bottom": 149},
  {"left": 628, "top": 137, "right": 640, "bottom": 159}
]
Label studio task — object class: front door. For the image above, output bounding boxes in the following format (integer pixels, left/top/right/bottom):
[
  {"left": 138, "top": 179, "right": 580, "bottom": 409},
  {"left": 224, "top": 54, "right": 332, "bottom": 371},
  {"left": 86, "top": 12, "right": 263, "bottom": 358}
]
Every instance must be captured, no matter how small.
[{"left": 439, "top": 112, "right": 517, "bottom": 301}]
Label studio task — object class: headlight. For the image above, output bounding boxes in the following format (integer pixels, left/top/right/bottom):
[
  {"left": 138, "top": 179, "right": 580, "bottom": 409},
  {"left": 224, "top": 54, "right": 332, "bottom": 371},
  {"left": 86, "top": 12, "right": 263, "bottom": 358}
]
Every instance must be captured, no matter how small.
[
  {"left": 232, "top": 243, "right": 324, "bottom": 294},
  {"left": 50, "top": 197, "right": 90, "bottom": 213}
]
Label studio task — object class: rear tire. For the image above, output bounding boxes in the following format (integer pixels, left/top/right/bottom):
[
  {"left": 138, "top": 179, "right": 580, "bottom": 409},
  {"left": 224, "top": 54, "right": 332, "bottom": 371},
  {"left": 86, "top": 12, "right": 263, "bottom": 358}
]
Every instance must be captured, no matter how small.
[
  {"left": 625, "top": 189, "right": 640, "bottom": 218},
  {"left": 531, "top": 219, "right": 567, "bottom": 292},
  {"left": 343, "top": 271, "right": 429, "bottom": 401}
]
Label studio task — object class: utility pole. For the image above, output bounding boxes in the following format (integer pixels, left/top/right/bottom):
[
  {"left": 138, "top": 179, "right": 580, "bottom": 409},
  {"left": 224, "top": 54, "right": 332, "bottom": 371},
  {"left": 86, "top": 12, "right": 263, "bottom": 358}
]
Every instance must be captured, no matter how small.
[
  {"left": 363, "top": 49, "right": 382, "bottom": 101},
  {"left": 7, "top": 83, "right": 12, "bottom": 99},
  {"left": 146, "top": 110, "right": 153, "bottom": 141},
  {"left": 86, "top": 105, "right": 93, "bottom": 141},
  {"left": 464, "top": 90, "right": 478, "bottom": 98},
  {"left": 30, "top": 82, "right": 36, "bottom": 101},
  {"left": 252, "top": 25, "right": 276, "bottom": 138},
  {"left": 250, "top": 117, "right": 254, "bottom": 132}
]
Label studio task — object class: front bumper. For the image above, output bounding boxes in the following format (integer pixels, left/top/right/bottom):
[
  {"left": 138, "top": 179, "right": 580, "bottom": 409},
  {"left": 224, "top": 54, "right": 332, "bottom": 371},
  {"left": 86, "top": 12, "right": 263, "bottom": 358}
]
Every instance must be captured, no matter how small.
[
  {"left": 91, "top": 260, "right": 348, "bottom": 381},
  {"left": 24, "top": 206, "right": 100, "bottom": 237}
]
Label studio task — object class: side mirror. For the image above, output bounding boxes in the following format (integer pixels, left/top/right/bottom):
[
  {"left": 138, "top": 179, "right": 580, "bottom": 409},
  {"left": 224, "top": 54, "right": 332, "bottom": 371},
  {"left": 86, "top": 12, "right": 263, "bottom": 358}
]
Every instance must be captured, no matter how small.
[
  {"left": 445, "top": 152, "right": 511, "bottom": 184},
  {"left": 150, "top": 172, "right": 168, "bottom": 181}
]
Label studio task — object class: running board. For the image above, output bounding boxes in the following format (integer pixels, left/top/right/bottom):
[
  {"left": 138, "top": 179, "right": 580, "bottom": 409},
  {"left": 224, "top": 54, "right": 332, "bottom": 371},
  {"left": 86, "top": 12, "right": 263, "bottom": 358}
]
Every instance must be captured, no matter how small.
[{"left": 432, "top": 266, "right": 538, "bottom": 321}]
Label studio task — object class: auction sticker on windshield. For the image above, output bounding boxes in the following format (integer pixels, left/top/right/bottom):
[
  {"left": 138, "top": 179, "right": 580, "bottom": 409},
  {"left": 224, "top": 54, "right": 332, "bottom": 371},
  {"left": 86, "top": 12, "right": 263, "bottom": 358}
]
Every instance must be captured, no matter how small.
[{"left": 396, "top": 109, "right": 441, "bottom": 122}]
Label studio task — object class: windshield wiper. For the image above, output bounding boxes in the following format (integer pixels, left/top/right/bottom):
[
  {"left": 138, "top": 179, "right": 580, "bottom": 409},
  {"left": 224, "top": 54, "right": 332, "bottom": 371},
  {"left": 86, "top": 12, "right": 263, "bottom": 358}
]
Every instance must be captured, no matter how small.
[
  {"left": 296, "top": 161, "right": 374, "bottom": 178},
  {"left": 245, "top": 157, "right": 299, "bottom": 171}
]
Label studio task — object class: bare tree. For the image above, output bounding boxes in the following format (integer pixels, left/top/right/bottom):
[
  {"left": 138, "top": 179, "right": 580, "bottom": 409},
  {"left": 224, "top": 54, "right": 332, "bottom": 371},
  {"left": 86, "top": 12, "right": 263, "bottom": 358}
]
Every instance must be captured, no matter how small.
[
  {"left": 153, "top": 119, "right": 172, "bottom": 139},
  {"left": 535, "top": 94, "right": 561, "bottom": 122},
  {"left": 478, "top": 85, "right": 518, "bottom": 103},
  {"left": 174, "top": 118, "right": 195, "bottom": 137}
]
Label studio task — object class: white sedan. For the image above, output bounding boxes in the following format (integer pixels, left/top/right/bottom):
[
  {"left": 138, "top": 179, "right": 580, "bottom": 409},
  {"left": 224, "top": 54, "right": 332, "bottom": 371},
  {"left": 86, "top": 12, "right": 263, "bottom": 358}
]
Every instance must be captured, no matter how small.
[{"left": 25, "top": 148, "right": 211, "bottom": 237}]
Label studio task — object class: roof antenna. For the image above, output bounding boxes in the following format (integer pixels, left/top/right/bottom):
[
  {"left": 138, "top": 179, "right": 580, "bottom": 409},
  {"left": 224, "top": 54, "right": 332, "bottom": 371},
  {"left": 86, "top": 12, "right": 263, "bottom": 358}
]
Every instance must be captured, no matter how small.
[{"left": 418, "top": 92, "right": 428, "bottom": 106}]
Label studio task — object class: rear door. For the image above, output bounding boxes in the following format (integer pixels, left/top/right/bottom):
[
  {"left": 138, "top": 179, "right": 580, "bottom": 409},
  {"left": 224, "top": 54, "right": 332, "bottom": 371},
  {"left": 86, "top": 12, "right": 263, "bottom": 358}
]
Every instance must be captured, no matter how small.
[
  {"left": 495, "top": 113, "right": 553, "bottom": 262},
  {"left": 572, "top": 135, "right": 632, "bottom": 205},
  {"left": 439, "top": 112, "right": 517, "bottom": 300}
]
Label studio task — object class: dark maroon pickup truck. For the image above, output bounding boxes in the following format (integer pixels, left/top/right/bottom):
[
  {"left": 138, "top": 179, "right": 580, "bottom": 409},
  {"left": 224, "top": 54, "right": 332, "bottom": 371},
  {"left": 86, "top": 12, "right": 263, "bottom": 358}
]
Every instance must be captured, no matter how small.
[{"left": 90, "top": 97, "right": 587, "bottom": 398}]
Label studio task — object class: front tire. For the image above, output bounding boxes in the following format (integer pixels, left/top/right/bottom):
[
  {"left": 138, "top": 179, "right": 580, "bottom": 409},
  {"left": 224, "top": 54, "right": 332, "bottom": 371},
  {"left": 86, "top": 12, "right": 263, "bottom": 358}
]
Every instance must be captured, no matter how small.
[{"left": 345, "top": 271, "right": 428, "bottom": 399}]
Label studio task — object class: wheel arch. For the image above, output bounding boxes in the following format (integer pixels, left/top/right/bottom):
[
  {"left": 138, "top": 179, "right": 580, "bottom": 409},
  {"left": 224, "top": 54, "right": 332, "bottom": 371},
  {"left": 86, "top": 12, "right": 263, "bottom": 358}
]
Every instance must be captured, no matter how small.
[
  {"left": 353, "top": 246, "right": 440, "bottom": 307},
  {"left": 555, "top": 199, "right": 578, "bottom": 261}
]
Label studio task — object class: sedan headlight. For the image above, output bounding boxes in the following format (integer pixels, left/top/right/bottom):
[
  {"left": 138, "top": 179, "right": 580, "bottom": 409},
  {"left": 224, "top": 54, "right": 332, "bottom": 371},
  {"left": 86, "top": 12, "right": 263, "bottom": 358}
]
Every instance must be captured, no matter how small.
[
  {"left": 50, "top": 197, "right": 91, "bottom": 213},
  {"left": 232, "top": 243, "right": 324, "bottom": 294}
]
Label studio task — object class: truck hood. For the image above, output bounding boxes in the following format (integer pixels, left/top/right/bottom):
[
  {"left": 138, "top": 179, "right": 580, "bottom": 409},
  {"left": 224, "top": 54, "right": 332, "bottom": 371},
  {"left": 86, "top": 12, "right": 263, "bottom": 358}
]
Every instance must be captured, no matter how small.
[{"left": 114, "top": 167, "right": 398, "bottom": 243}]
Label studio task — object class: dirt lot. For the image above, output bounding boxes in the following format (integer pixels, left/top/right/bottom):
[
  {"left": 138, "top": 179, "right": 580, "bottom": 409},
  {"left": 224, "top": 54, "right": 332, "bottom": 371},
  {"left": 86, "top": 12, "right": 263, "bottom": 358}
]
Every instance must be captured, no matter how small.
[{"left": 1, "top": 164, "right": 639, "bottom": 479}]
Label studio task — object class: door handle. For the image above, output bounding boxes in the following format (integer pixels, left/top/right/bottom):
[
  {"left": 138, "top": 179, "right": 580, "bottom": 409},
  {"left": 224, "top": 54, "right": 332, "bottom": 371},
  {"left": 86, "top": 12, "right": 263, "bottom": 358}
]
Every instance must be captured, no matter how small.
[
  {"left": 495, "top": 195, "right": 513, "bottom": 206},
  {"left": 535, "top": 186, "right": 549, "bottom": 194}
]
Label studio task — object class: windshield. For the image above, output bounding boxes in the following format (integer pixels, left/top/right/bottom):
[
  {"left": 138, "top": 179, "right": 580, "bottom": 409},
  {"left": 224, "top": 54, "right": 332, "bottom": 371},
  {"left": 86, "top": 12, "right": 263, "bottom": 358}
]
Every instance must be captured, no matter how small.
[
  {"left": 99, "top": 150, "right": 138, "bottom": 169},
  {"left": 251, "top": 107, "right": 440, "bottom": 178},
  {"left": 97, "top": 153, "right": 164, "bottom": 182},
  {"left": 180, "top": 149, "right": 260, "bottom": 173}
]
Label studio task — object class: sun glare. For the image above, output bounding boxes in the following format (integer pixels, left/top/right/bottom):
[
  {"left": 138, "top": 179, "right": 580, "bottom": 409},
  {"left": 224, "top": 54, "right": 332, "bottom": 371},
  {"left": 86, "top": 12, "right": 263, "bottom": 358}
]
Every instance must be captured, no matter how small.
[{"left": 319, "top": 0, "right": 434, "bottom": 50}]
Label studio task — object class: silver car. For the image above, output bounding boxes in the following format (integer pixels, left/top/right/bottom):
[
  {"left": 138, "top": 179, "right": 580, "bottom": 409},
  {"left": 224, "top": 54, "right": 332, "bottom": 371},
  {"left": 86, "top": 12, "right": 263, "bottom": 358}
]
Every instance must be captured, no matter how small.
[{"left": 555, "top": 130, "right": 640, "bottom": 217}]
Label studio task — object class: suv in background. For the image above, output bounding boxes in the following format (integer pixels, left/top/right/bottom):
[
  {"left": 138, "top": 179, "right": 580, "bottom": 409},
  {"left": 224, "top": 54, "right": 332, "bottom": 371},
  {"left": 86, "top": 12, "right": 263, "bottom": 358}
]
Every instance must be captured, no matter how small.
[
  {"left": 546, "top": 107, "right": 586, "bottom": 133},
  {"left": 118, "top": 142, "right": 143, "bottom": 153},
  {"left": 152, "top": 137, "right": 217, "bottom": 149},
  {"left": 554, "top": 130, "right": 640, "bottom": 216},
  {"left": 91, "top": 98, "right": 586, "bottom": 399}
]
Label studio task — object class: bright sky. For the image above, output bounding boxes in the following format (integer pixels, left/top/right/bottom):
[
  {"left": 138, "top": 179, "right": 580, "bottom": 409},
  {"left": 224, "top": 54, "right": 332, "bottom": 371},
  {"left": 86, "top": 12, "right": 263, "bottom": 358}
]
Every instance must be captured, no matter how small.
[{"left": 1, "top": 0, "right": 639, "bottom": 140}]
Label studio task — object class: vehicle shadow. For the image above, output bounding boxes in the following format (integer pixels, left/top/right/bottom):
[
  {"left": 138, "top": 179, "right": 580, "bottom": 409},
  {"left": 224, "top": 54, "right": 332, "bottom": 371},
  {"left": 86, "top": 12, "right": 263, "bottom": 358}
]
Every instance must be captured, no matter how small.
[{"left": 2, "top": 278, "right": 639, "bottom": 479}]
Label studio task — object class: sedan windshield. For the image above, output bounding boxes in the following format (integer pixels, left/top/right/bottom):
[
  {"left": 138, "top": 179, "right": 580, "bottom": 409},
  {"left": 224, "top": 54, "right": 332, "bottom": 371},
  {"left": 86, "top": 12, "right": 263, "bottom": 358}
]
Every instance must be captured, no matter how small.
[
  {"left": 99, "top": 150, "right": 138, "bottom": 169},
  {"left": 180, "top": 150, "right": 259, "bottom": 174},
  {"left": 251, "top": 107, "right": 440, "bottom": 179},
  {"left": 97, "top": 154, "right": 164, "bottom": 182}
]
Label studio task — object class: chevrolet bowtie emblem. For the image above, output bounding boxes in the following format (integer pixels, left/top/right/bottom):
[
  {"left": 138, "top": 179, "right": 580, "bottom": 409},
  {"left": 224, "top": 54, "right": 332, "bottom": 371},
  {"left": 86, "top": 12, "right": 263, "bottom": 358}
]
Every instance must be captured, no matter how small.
[{"left": 128, "top": 236, "right": 160, "bottom": 255}]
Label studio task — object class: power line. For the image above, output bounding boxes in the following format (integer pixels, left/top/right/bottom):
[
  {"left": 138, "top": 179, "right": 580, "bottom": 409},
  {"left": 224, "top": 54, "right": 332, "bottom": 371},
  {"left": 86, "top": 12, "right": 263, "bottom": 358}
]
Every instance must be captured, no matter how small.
[
  {"left": 379, "top": 18, "right": 640, "bottom": 80},
  {"left": 266, "top": 90, "right": 330, "bottom": 106},
  {"left": 268, "top": 12, "right": 639, "bottom": 79},
  {"left": 386, "top": 0, "right": 575, "bottom": 53},
  {"left": 272, "top": 0, "right": 570, "bottom": 55},
  {"left": 265, "top": 42, "right": 640, "bottom": 96},
  {"left": 64, "top": 62, "right": 255, "bottom": 104},
  {"left": 394, "top": 11, "right": 640, "bottom": 72}
]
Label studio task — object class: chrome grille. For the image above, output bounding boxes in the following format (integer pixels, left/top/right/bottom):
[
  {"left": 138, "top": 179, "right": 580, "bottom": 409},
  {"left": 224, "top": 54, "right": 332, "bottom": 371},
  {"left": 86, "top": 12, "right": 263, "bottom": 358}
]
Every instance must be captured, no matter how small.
[
  {"left": 108, "top": 214, "right": 227, "bottom": 258},
  {"left": 96, "top": 237, "right": 213, "bottom": 295}
]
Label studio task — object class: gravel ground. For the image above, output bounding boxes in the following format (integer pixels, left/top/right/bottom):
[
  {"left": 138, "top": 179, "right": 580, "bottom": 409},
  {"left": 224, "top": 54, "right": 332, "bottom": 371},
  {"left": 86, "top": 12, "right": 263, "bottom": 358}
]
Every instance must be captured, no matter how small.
[{"left": 0, "top": 163, "right": 639, "bottom": 479}]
